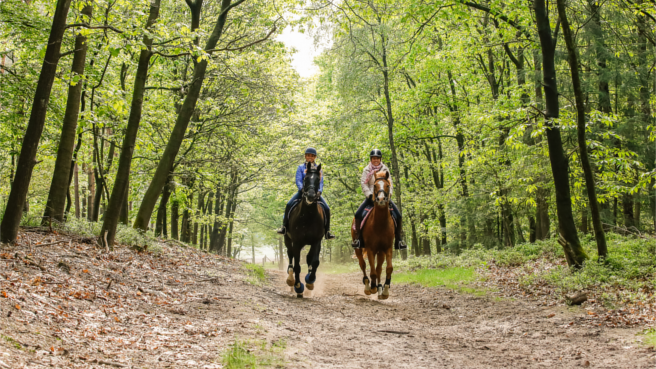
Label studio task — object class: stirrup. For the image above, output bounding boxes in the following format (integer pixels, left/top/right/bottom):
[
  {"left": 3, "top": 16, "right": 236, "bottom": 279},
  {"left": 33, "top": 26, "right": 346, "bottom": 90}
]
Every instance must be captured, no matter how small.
[
  {"left": 276, "top": 226, "right": 286, "bottom": 235},
  {"left": 351, "top": 239, "right": 361, "bottom": 249},
  {"left": 325, "top": 231, "right": 335, "bottom": 240},
  {"left": 394, "top": 240, "right": 407, "bottom": 250}
]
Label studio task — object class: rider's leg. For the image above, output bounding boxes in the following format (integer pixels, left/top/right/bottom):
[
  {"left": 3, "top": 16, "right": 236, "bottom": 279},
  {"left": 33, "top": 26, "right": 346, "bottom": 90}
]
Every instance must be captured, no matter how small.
[
  {"left": 277, "top": 191, "right": 302, "bottom": 234},
  {"left": 319, "top": 196, "right": 335, "bottom": 240},
  {"left": 352, "top": 197, "right": 373, "bottom": 248},
  {"left": 390, "top": 201, "right": 407, "bottom": 250}
]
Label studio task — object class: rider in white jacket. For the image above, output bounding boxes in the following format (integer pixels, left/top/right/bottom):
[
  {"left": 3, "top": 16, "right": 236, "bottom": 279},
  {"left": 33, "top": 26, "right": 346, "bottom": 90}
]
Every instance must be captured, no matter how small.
[{"left": 352, "top": 149, "right": 406, "bottom": 250}]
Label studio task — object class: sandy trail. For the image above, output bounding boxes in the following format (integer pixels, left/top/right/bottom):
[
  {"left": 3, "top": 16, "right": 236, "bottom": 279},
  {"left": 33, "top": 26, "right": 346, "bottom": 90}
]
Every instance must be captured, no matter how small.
[{"left": 262, "top": 269, "right": 655, "bottom": 368}]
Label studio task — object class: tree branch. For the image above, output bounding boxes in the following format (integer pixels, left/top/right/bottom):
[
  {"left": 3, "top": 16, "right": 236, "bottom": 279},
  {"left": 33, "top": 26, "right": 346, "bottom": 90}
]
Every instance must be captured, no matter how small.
[{"left": 66, "top": 23, "right": 123, "bottom": 33}]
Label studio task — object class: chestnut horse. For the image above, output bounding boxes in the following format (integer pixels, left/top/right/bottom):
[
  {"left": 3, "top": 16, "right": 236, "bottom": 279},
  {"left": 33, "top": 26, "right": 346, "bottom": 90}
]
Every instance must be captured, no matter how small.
[
  {"left": 351, "top": 171, "right": 394, "bottom": 299},
  {"left": 284, "top": 164, "right": 324, "bottom": 298}
]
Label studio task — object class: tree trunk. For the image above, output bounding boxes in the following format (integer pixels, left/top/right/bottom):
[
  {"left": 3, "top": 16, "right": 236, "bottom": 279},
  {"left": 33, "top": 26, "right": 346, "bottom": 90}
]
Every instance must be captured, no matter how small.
[
  {"left": 193, "top": 192, "right": 205, "bottom": 246},
  {"left": 181, "top": 192, "right": 192, "bottom": 243},
  {"left": 155, "top": 179, "right": 173, "bottom": 238},
  {"left": 278, "top": 237, "right": 284, "bottom": 269},
  {"left": 42, "top": 5, "right": 92, "bottom": 225},
  {"left": 87, "top": 167, "right": 95, "bottom": 221},
  {"left": 411, "top": 219, "right": 419, "bottom": 256},
  {"left": 581, "top": 208, "right": 588, "bottom": 234},
  {"left": 171, "top": 198, "right": 179, "bottom": 240},
  {"left": 99, "top": 0, "right": 161, "bottom": 245},
  {"left": 529, "top": 216, "right": 536, "bottom": 243},
  {"left": 119, "top": 178, "right": 129, "bottom": 225},
  {"left": 534, "top": 0, "right": 587, "bottom": 266},
  {"left": 622, "top": 193, "right": 635, "bottom": 231},
  {"left": 74, "top": 163, "right": 80, "bottom": 218},
  {"left": 134, "top": 0, "right": 243, "bottom": 230},
  {"left": 635, "top": 200, "right": 641, "bottom": 232},
  {"left": 556, "top": 0, "right": 608, "bottom": 258},
  {"left": 0, "top": 0, "right": 73, "bottom": 242}
]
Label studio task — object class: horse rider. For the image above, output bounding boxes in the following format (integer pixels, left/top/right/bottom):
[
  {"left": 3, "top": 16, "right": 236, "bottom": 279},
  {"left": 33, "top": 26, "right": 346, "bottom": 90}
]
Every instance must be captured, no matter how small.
[
  {"left": 352, "top": 149, "right": 407, "bottom": 250},
  {"left": 277, "top": 147, "right": 336, "bottom": 240}
]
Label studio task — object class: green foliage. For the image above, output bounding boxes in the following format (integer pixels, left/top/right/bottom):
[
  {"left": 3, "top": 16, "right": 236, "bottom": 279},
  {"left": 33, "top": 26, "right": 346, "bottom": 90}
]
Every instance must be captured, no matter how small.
[
  {"left": 244, "top": 263, "right": 266, "bottom": 285},
  {"left": 394, "top": 267, "right": 477, "bottom": 290},
  {"left": 1, "top": 334, "right": 22, "bottom": 350},
  {"left": 222, "top": 339, "right": 285, "bottom": 368}
]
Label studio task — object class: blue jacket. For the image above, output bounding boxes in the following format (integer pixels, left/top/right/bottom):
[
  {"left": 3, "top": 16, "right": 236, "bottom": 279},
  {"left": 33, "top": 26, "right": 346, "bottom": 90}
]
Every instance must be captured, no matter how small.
[{"left": 296, "top": 163, "right": 324, "bottom": 192}]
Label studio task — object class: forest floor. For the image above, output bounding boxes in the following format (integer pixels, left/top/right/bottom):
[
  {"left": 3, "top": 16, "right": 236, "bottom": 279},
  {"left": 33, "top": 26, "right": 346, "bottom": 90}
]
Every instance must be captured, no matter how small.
[{"left": 1, "top": 230, "right": 655, "bottom": 368}]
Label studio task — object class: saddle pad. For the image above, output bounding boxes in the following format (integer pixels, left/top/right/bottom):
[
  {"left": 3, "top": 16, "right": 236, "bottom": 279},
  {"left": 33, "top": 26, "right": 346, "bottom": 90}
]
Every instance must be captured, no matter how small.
[
  {"left": 353, "top": 205, "right": 396, "bottom": 231},
  {"left": 289, "top": 199, "right": 326, "bottom": 225}
]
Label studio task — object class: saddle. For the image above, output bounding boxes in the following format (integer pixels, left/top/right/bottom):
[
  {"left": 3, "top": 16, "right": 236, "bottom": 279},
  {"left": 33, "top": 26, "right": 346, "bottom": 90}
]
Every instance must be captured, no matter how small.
[
  {"left": 289, "top": 199, "right": 327, "bottom": 227},
  {"left": 352, "top": 205, "right": 396, "bottom": 232}
]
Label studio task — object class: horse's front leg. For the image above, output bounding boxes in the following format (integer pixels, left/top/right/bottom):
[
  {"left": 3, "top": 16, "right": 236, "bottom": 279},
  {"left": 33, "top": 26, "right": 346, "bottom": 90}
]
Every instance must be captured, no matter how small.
[
  {"left": 380, "top": 248, "right": 393, "bottom": 300},
  {"left": 305, "top": 241, "right": 321, "bottom": 290},
  {"left": 355, "top": 249, "right": 370, "bottom": 295},
  {"left": 292, "top": 247, "right": 304, "bottom": 297},
  {"left": 285, "top": 237, "right": 294, "bottom": 287},
  {"left": 366, "top": 247, "right": 377, "bottom": 294},
  {"left": 375, "top": 251, "right": 386, "bottom": 299}
]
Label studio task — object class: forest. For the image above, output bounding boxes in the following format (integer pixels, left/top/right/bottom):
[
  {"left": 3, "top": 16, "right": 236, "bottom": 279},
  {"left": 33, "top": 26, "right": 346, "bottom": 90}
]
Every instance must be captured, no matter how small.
[
  {"left": 1, "top": 0, "right": 654, "bottom": 261},
  {"left": 0, "top": 0, "right": 655, "bottom": 366}
]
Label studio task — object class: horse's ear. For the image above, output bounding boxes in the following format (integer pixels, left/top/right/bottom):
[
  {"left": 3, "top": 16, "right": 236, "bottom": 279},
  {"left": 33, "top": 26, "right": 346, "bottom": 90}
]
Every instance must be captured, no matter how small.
[
  {"left": 385, "top": 171, "right": 390, "bottom": 179},
  {"left": 316, "top": 163, "right": 322, "bottom": 172}
]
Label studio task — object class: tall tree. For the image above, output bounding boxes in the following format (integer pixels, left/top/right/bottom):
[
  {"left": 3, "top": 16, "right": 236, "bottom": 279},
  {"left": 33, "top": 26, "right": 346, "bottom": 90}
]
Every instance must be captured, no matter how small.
[{"left": 1, "top": 0, "right": 73, "bottom": 243}]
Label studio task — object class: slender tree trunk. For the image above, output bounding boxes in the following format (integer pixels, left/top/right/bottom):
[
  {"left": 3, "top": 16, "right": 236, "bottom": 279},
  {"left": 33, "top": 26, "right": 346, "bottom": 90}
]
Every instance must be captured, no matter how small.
[
  {"left": 193, "top": 192, "right": 204, "bottom": 246},
  {"left": 623, "top": 194, "right": 635, "bottom": 231},
  {"left": 87, "top": 167, "right": 95, "bottom": 221},
  {"left": 529, "top": 216, "right": 536, "bottom": 242},
  {"left": 171, "top": 198, "right": 179, "bottom": 240},
  {"left": 155, "top": 179, "right": 173, "bottom": 237},
  {"left": 119, "top": 178, "right": 129, "bottom": 225},
  {"left": 411, "top": 219, "right": 419, "bottom": 256},
  {"left": 534, "top": 0, "right": 587, "bottom": 266},
  {"left": 42, "top": 4, "right": 92, "bottom": 225},
  {"left": 74, "top": 163, "right": 80, "bottom": 218},
  {"left": 0, "top": 0, "right": 73, "bottom": 242},
  {"left": 581, "top": 208, "right": 588, "bottom": 234},
  {"left": 556, "top": 0, "right": 607, "bottom": 258},
  {"left": 134, "top": 0, "right": 243, "bottom": 230},
  {"left": 99, "top": 0, "right": 162, "bottom": 246}
]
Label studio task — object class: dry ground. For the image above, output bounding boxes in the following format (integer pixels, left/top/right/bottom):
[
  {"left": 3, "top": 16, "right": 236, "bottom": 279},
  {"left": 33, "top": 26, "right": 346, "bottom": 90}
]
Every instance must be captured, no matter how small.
[{"left": 0, "top": 230, "right": 655, "bottom": 368}]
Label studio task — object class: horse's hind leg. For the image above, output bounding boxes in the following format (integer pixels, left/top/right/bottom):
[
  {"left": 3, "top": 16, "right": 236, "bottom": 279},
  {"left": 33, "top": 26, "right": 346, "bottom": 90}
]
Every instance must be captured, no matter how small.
[
  {"left": 366, "top": 248, "right": 377, "bottom": 294},
  {"left": 305, "top": 241, "right": 321, "bottom": 290},
  {"left": 380, "top": 249, "right": 393, "bottom": 300},
  {"left": 355, "top": 249, "right": 370, "bottom": 295},
  {"left": 285, "top": 238, "right": 294, "bottom": 287}
]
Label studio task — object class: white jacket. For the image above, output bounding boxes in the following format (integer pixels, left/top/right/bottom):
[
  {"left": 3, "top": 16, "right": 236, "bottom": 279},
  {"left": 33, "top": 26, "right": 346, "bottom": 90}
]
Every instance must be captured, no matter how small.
[{"left": 360, "top": 163, "right": 393, "bottom": 198}]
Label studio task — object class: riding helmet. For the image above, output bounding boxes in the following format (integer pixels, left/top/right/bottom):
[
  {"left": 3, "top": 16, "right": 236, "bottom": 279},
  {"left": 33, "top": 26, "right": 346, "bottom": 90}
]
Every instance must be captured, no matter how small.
[
  {"left": 369, "top": 149, "right": 382, "bottom": 158},
  {"left": 305, "top": 147, "right": 318, "bottom": 156}
]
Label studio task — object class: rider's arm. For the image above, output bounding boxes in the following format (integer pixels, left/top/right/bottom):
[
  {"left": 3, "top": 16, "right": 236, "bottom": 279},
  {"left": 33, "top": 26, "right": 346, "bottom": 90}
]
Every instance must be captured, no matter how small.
[
  {"left": 295, "top": 165, "right": 304, "bottom": 191},
  {"left": 360, "top": 167, "right": 373, "bottom": 198}
]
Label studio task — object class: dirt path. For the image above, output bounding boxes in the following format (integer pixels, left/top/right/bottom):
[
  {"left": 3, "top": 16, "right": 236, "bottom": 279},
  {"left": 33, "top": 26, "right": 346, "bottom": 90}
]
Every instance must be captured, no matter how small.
[
  {"left": 1, "top": 234, "right": 654, "bottom": 368},
  {"left": 260, "top": 269, "right": 655, "bottom": 368}
]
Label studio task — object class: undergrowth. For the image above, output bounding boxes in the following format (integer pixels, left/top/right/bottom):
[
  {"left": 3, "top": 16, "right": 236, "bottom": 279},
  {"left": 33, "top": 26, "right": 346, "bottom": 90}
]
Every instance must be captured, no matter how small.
[
  {"left": 393, "top": 267, "right": 480, "bottom": 293},
  {"left": 394, "top": 234, "right": 655, "bottom": 304},
  {"left": 222, "top": 338, "right": 286, "bottom": 368},
  {"left": 245, "top": 264, "right": 266, "bottom": 285}
]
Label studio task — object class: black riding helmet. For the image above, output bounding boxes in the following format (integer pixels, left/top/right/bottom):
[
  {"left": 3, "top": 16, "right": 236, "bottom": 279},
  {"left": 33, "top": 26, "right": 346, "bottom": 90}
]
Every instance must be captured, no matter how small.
[
  {"left": 369, "top": 149, "right": 382, "bottom": 158},
  {"left": 305, "top": 147, "right": 318, "bottom": 156}
]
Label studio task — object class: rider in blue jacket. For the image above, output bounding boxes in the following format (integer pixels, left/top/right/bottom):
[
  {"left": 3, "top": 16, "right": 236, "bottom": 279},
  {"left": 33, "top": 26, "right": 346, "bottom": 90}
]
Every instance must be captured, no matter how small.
[{"left": 277, "top": 147, "right": 336, "bottom": 240}]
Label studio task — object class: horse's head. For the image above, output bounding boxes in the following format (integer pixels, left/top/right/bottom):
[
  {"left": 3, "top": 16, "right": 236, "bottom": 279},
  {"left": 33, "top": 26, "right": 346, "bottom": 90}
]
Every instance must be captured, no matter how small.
[
  {"left": 303, "top": 163, "right": 322, "bottom": 204},
  {"left": 374, "top": 171, "right": 391, "bottom": 206}
]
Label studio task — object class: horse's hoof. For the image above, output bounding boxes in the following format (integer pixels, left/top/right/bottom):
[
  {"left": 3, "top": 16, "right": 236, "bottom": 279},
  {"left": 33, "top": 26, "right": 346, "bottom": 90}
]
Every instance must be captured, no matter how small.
[
  {"left": 294, "top": 282, "right": 305, "bottom": 294},
  {"left": 362, "top": 277, "right": 369, "bottom": 286},
  {"left": 371, "top": 286, "right": 378, "bottom": 294},
  {"left": 306, "top": 283, "right": 314, "bottom": 290},
  {"left": 305, "top": 273, "right": 316, "bottom": 285},
  {"left": 297, "top": 294, "right": 304, "bottom": 298},
  {"left": 286, "top": 269, "right": 294, "bottom": 287},
  {"left": 378, "top": 294, "right": 389, "bottom": 300},
  {"left": 377, "top": 284, "right": 383, "bottom": 295},
  {"left": 364, "top": 284, "right": 371, "bottom": 295}
]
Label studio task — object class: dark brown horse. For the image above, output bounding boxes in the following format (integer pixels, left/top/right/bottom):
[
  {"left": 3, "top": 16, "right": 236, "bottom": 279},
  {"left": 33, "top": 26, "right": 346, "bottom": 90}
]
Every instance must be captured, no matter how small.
[
  {"left": 284, "top": 164, "right": 325, "bottom": 298},
  {"left": 351, "top": 171, "right": 394, "bottom": 299}
]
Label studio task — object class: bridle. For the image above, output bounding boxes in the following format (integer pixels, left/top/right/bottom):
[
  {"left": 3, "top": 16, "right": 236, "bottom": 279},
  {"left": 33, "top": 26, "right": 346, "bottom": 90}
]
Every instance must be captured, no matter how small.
[
  {"left": 374, "top": 176, "right": 390, "bottom": 202},
  {"left": 303, "top": 171, "right": 321, "bottom": 202}
]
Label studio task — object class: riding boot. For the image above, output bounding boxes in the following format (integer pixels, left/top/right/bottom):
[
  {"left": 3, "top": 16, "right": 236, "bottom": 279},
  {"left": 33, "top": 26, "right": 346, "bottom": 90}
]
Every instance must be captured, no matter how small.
[
  {"left": 352, "top": 219, "right": 362, "bottom": 248},
  {"left": 322, "top": 203, "right": 335, "bottom": 240},
  {"left": 277, "top": 201, "right": 293, "bottom": 235},
  {"left": 394, "top": 217, "right": 407, "bottom": 250}
]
